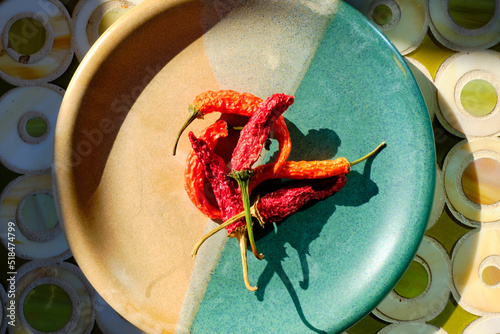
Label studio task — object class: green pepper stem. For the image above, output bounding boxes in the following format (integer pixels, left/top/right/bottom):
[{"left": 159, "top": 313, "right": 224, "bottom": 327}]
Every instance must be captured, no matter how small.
[
  {"left": 230, "top": 169, "right": 264, "bottom": 260},
  {"left": 191, "top": 201, "right": 265, "bottom": 257},
  {"left": 350, "top": 142, "right": 386, "bottom": 167},
  {"left": 191, "top": 211, "right": 245, "bottom": 257},
  {"left": 172, "top": 105, "right": 203, "bottom": 156}
]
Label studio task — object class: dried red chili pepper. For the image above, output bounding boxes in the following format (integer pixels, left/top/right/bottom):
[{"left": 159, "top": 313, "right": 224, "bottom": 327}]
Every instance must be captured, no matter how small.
[
  {"left": 230, "top": 93, "right": 294, "bottom": 171},
  {"left": 188, "top": 131, "right": 257, "bottom": 290},
  {"left": 187, "top": 132, "right": 243, "bottom": 227},
  {"left": 256, "top": 175, "right": 347, "bottom": 223},
  {"left": 184, "top": 120, "right": 229, "bottom": 219},
  {"left": 229, "top": 93, "right": 294, "bottom": 260},
  {"left": 192, "top": 175, "right": 347, "bottom": 251},
  {"left": 191, "top": 174, "right": 347, "bottom": 291}
]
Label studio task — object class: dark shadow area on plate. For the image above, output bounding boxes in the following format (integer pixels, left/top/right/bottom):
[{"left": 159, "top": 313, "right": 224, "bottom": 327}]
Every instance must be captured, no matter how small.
[
  {"left": 266, "top": 119, "right": 342, "bottom": 164},
  {"left": 249, "top": 124, "right": 380, "bottom": 333}
]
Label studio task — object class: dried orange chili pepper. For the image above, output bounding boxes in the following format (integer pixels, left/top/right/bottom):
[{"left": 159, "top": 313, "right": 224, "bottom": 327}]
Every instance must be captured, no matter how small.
[
  {"left": 250, "top": 158, "right": 349, "bottom": 191},
  {"left": 173, "top": 90, "right": 291, "bottom": 175},
  {"left": 249, "top": 142, "right": 386, "bottom": 192},
  {"left": 193, "top": 90, "right": 263, "bottom": 117},
  {"left": 173, "top": 90, "right": 263, "bottom": 155}
]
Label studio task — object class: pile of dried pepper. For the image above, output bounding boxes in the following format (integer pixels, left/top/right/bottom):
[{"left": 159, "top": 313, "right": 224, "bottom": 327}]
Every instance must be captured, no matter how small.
[{"left": 174, "top": 90, "right": 385, "bottom": 291}]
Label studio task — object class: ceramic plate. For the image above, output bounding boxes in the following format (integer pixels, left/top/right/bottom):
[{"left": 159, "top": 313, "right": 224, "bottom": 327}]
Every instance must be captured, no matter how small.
[{"left": 53, "top": 0, "right": 435, "bottom": 333}]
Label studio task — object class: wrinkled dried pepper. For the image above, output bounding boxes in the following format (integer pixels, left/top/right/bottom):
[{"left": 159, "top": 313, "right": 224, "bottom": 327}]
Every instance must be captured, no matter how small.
[
  {"left": 249, "top": 142, "right": 386, "bottom": 191},
  {"left": 191, "top": 175, "right": 347, "bottom": 291},
  {"left": 187, "top": 132, "right": 243, "bottom": 229},
  {"left": 188, "top": 131, "right": 256, "bottom": 290},
  {"left": 193, "top": 90, "right": 264, "bottom": 117},
  {"left": 250, "top": 158, "right": 349, "bottom": 191},
  {"left": 173, "top": 89, "right": 291, "bottom": 174},
  {"left": 256, "top": 175, "right": 347, "bottom": 223},
  {"left": 184, "top": 120, "right": 229, "bottom": 219},
  {"left": 229, "top": 93, "right": 294, "bottom": 260},
  {"left": 173, "top": 90, "right": 262, "bottom": 155},
  {"left": 230, "top": 93, "right": 294, "bottom": 171}
]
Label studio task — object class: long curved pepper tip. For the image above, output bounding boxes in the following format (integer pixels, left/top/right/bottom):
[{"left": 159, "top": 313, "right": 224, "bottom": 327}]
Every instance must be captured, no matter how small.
[
  {"left": 252, "top": 247, "right": 264, "bottom": 260},
  {"left": 350, "top": 141, "right": 386, "bottom": 166},
  {"left": 236, "top": 228, "right": 258, "bottom": 291}
]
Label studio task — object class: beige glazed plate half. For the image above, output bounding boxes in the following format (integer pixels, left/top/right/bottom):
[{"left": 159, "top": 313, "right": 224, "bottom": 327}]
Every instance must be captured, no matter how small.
[{"left": 53, "top": 0, "right": 435, "bottom": 333}]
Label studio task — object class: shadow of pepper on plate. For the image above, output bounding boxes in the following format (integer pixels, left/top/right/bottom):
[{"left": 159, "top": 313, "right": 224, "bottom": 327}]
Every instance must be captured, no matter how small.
[
  {"left": 254, "top": 167, "right": 380, "bottom": 297},
  {"left": 251, "top": 156, "right": 380, "bottom": 334},
  {"left": 267, "top": 121, "right": 342, "bottom": 163}
]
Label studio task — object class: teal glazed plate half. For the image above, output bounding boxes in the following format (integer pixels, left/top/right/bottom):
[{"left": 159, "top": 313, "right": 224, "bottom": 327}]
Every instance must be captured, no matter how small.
[{"left": 53, "top": 0, "right": 436, "bottom": 333}]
